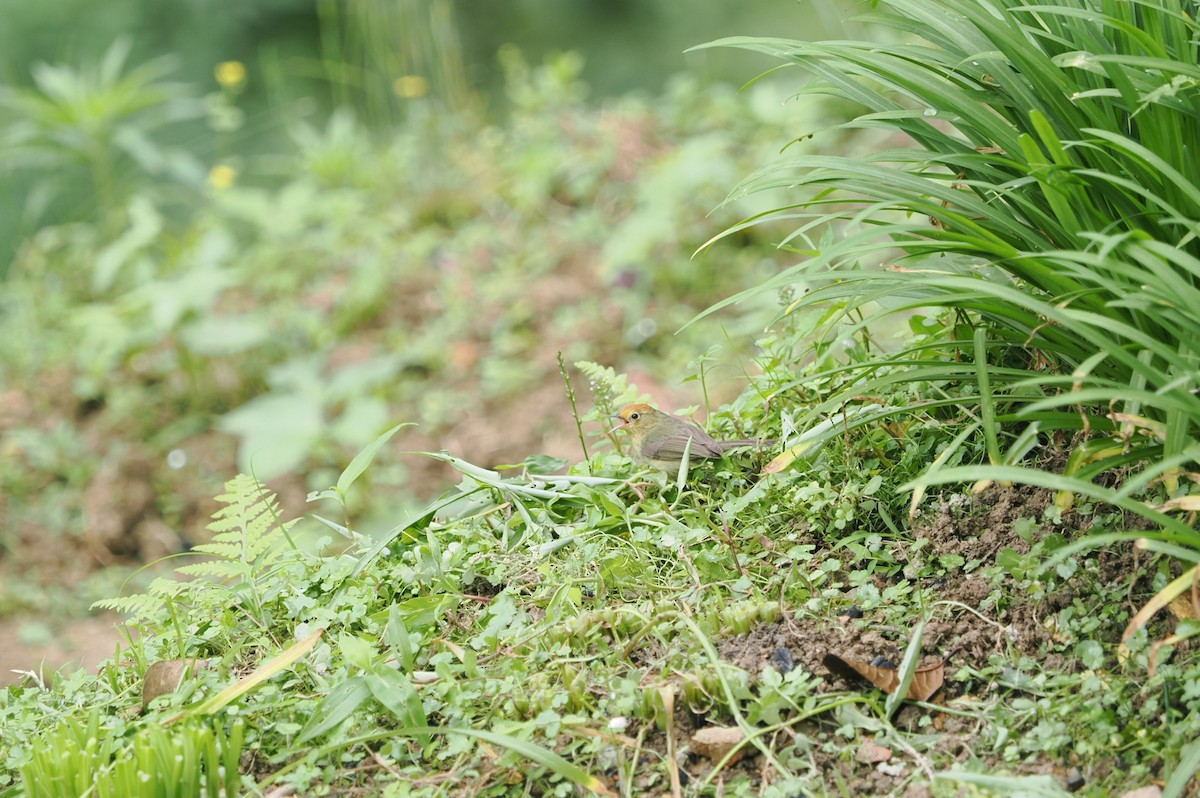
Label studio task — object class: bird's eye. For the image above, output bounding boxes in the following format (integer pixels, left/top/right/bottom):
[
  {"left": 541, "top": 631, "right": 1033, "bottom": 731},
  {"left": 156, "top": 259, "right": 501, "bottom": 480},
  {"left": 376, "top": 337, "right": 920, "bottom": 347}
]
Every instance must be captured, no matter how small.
[{"left": 630, "top": 412, "right": 640, "bottom": 420}]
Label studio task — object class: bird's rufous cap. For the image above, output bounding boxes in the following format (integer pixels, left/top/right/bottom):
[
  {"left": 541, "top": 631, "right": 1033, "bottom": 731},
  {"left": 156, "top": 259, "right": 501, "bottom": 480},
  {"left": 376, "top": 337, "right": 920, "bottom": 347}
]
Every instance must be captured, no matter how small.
[{"left": 613, "top": 403, "right": 655, "bottom": 424}]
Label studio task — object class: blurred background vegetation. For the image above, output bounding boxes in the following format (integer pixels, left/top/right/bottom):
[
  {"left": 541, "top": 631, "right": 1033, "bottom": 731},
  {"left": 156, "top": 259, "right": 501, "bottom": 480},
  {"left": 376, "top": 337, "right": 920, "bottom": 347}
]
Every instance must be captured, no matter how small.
[
  {"left": 0, "top": 0, "right": 864, "bottom": 625},
  {"left": 0, "top": 0, "right": 853, "bottom": 266}
]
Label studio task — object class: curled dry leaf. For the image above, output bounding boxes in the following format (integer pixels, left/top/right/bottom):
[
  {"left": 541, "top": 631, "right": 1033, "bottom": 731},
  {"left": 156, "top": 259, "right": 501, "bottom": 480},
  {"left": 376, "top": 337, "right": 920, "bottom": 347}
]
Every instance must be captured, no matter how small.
[
  {"left": 690, "top": 726, "right": 748, "bottom": 764},
  {"left": 1120, "top": 565, "right": 1198, "bottom": 668},
  {"left": 823, "top": 652, "right": 945, "bottom": 701},
  {"left": 1107, "top": 412, "right": 1166, "bottom": 441},
  {"left": 142, "top": 658, "right": 212, "bottom": 709},
  {"left": 1154, "top": 495, "right": 1200, "bottom": 513}
]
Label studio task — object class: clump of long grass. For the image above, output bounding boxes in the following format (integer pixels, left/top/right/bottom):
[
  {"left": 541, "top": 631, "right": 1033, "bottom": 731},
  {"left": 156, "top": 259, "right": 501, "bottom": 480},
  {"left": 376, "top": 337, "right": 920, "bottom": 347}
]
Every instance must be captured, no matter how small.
[
  {"left": 698, "top": 0, "right": 1200, "bottom": 564},
  {"left": 21, "top": 713, "right": 243, "bottom": 798}
]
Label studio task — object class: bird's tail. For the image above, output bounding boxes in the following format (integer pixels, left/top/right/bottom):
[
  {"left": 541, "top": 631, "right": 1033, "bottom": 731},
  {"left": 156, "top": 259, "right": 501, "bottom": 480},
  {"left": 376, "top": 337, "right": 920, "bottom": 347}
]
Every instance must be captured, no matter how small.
[{"left": 716, "top": 438, "right": 776, "bottom": 452}]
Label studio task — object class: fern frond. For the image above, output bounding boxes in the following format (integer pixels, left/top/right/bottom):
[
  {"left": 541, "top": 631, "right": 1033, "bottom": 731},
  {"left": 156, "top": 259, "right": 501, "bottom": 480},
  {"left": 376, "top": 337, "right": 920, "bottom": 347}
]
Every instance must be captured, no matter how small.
[
  {"left": 91, "top": 576, "right": 194, "bottom": 618},
  {"left": 176, "top": 474, "right": 297, "bottom": 580},
  {"left": 95, "top": 474, "right": 302, "bottom": 620},
  {"left": 175, "top": 560, "right": 247, "bottom": 579},
  {"left": 573, "top": 361, "right": 645, "bottom": 415},
  {"left": 91, "top": 593, "right": 163, "bottom": 617}
]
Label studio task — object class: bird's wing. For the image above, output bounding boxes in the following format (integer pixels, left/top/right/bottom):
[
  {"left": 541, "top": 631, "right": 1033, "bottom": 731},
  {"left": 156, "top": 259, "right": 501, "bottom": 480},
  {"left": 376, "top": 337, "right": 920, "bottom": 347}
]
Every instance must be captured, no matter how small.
[{"left": 642, "top": 429, "right": 725, "bottom": 460}]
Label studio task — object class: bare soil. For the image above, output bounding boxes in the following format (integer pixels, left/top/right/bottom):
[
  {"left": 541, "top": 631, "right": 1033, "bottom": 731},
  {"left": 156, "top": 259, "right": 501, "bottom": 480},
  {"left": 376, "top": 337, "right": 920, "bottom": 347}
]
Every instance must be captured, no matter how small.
[
  {"left": 671, "top": 484, "right": 1164, "bottom": 796},
  {"left": 0, "top": 614, "right": 127, "bottom": 687}
]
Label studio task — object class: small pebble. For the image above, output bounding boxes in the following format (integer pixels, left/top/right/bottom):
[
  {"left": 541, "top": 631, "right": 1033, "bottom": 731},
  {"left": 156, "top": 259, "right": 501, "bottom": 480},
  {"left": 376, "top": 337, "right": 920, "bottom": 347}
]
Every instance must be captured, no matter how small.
[
  {"left": 691, "top": 726, "right": 747, "bottom": 764},
  {"left": 772, "top": 646, "right": 795, "bottom": 673},
  {"left": 1065, "top": 767, "right": 1085, "bottom": 792},
  {"left": 1120, "top": 788, "right": 1162, "bottom": 798}
]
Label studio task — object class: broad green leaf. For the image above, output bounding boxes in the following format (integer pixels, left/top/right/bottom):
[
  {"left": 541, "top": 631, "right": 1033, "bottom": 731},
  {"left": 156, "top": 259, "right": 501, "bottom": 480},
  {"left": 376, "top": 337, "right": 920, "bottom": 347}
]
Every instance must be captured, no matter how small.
[
  {"left": 386, "top": 604, "right": 415, "bottom": 672},
  {"left": 298, "top": 676, "right": 372, "bottom": 742},
  {"left": 365, "top": 668, "right": 427, "bottom": 731}
]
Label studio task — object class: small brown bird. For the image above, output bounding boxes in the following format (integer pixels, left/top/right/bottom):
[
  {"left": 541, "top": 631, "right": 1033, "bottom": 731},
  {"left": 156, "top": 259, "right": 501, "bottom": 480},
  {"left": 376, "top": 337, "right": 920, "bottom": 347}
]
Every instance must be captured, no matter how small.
[{"left": 612, "top": 403, "right": 774, "bottom": 471}]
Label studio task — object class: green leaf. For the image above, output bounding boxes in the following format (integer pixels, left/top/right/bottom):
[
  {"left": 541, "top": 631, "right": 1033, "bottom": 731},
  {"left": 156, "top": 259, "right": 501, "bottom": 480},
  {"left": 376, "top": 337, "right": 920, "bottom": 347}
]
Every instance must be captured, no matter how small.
[
  {"left": 1077, "top": 640, "right": 1104, "bottom": 670},
  {"left": 1165, "top": 736, "right": 1200, "bottom": 798},
  {"left": 197, "top": 627, "right": 324, "bottom": 716},
  {"left": 93, "top": 195, "right": 162, "bottom": 292},
  {"left": 523, "top": 453, "right": 569, "bottom": 473},
  {"left": 885, "top": 615, "right": 927, "bottom": 720},
  {"left": 179, "top": 313, "right": 271, "bottom": 356},
  {"left": 595, "top": 490, "right": 626, "bottom": 519},
  {"left": 338, "top": 633, "right": 376, "bottom": 671},
  {"left": 335, "top": 421, "right": 413, "bottom": 497},
  {"left": 298, "top": 676, "right": 372, "bottom": 742},
  {"left": 365, "top": 668, "right": 428, "bottom": 731},
  {"left": 402, "top": 726, "right": 616, "bottom": 797},
  {"left": 385, "top": 604, "right": 414, "bottom": 672},
  {"left": 390, "top": 594, "right": 458, "bottom": 632},
  {"left": 218, "top": 393, "right": 324, "bottom": 481},
  {"left": 328, "top": 397, "right": 394, "bottom": 450},
  {"left": 936, "top": 770, "right": 1070, "bottom": 796}
]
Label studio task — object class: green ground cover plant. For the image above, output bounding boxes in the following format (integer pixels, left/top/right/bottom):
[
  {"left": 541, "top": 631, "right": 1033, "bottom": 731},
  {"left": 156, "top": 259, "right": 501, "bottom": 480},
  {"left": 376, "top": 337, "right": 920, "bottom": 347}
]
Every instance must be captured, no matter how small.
[
  {"left": 4, "top": 346, "right": 1196, "bottom": 795},
  {"left": 3, "top": 0, "right": 1200, "bottom": 795}
]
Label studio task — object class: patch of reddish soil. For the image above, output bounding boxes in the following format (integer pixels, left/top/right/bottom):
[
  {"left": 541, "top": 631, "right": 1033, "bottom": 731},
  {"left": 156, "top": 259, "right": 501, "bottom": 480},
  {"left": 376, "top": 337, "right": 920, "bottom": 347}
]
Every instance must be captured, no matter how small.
[{"left": 0, "top": 614, "right": 126, "bottom": 687}]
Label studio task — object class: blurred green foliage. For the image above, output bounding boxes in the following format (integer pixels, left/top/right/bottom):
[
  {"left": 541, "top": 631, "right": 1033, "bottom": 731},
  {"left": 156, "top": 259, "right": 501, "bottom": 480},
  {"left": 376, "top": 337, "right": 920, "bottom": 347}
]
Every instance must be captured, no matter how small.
[
  {"left": 0, "top": 0, "right": 854, "bottom": 266},
  {"left": 0, "top": 40, "right": 208, "bottom": 261},
  {"left": 453, "top": 0, "right": 852, "bottom": 98},
  {"left": 0, "top": 38, "right": 857, "bottom": 614},
  {"left": 0, "top": 0, "right": 864, "bottom": 612},
  {"left": 0, "top": 0, "right": 317, "bottom": 265}
]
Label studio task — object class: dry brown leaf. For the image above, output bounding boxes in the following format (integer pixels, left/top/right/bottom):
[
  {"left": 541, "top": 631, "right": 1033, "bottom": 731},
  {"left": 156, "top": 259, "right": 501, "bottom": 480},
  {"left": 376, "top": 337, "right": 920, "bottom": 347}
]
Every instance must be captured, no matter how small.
[
  {"left": 905, "top": 662, "right": 945, "bottom": 701},
  {"left": 823, "top": 653, "right": 945, "bottom": 701},
  {"left": 1168, "top": 592, "right": 1199, "bottom": 621},
  {"left": 1121, "top": 565, "right": 1198, "bottom": 669},
  {"left": 658, "top": 686, "right": 682, "bottom": 798},
  {"left": 761, "top": 448, "right": 799, "bottom": 475},
  {"left": 1153, "top": 495, "right": 1200, "bottom": 513},
  {"left": 691, "top": 726, "right": 748, "bottom": 764},
  {"left": 1148, "top": 633, "right": 1187, "bottom": 676},
  {"left": 142, "top": 658, "right": 211, "bottom": 709},
  {"left": 1108, "top": 412, "right": 1167, "bottom": 441}
]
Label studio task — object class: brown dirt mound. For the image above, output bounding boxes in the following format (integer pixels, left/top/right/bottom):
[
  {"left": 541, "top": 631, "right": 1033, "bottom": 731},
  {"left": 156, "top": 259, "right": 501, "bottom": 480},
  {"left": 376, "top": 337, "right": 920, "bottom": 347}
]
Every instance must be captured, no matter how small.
[{"left": 698, "top": 483, "right": 1162, "bottom": 795}]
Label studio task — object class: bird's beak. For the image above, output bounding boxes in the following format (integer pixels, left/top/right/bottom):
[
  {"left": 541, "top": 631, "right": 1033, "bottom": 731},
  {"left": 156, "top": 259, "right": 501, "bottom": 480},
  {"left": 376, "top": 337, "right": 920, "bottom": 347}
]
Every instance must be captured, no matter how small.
[{"left": 609, "top": 413, "right": 628, "bottom": 434}]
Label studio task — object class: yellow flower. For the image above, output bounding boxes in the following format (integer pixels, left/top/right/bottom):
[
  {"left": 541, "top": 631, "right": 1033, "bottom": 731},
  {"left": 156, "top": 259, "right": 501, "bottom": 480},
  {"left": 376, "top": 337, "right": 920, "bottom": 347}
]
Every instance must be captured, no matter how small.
[
  {"left": 393, "top": 75, "right": 429, "bottom": 99},
  {"left": 215, "top": 61, "right": 247, "bottom": 89},
  {"left": 208, "top": 164, "right": 238, "bottom": 190}
]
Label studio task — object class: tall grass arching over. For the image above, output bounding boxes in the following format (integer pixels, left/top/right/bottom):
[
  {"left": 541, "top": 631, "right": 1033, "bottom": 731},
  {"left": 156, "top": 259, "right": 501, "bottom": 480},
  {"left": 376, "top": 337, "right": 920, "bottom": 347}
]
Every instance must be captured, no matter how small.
[{"left": 699, "top": 0, "right": 1200, "bottom": 563}]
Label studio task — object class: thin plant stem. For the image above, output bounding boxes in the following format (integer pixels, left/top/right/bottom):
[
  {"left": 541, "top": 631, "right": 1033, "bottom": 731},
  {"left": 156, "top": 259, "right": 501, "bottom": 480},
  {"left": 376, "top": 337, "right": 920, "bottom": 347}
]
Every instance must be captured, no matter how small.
[{"left": 558, "top": 351, "right": 589, "bottom": 464}]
